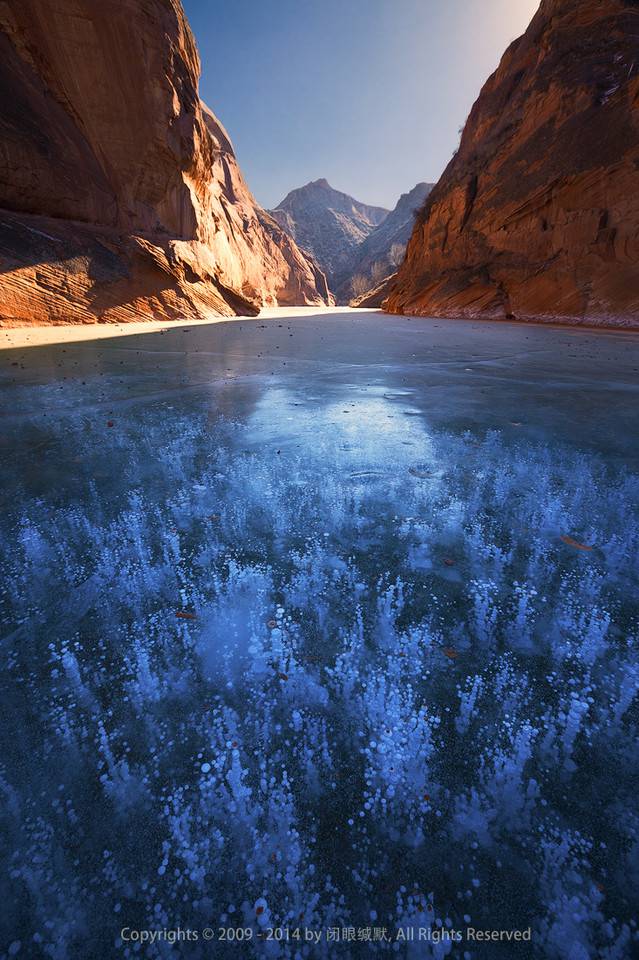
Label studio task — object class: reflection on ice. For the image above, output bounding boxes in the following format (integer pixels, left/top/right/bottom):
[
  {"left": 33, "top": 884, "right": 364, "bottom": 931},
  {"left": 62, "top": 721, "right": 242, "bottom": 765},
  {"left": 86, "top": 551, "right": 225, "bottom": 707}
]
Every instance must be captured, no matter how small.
[{"left": 246, "top": 387, "right": 438, "bottom": 479}]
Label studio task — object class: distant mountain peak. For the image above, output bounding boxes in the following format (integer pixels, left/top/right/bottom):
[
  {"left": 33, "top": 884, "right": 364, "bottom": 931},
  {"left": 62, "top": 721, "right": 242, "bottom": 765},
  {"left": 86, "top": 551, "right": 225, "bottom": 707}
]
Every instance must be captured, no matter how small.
[
  {"left": 269, "top": 179, "right": 436, "bottom": 302},
  {"left": 269, "top": 181, "right": 389, "bottom": 285}
]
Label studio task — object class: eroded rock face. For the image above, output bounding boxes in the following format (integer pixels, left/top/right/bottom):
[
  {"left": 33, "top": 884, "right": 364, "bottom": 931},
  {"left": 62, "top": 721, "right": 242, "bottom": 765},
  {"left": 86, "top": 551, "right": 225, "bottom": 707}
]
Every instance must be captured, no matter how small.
[
  {"left": 270, "top": 179, "right": 388, "bottom": 290},
  {"left": 0, "top": 0, "right": 329, "bottom": 325},
  {"left": 386, "top": 0, "right": 639, "bottom": 326}
]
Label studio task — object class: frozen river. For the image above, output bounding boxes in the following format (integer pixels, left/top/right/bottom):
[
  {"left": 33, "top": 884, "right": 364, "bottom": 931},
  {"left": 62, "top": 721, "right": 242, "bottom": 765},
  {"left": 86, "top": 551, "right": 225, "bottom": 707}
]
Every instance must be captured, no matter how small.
[{"left": 1, "top": 308, "right": 638, "bottom": 958}]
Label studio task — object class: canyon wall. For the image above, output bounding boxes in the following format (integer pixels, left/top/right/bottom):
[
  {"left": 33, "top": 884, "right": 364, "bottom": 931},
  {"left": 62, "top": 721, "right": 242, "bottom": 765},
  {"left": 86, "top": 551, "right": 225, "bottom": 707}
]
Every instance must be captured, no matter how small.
[
  {"left": 0, "top": 0, "right": 329, "bottom": 326},
  {"left": 386, "top": 0, "right": 639, "bottom": 326}
]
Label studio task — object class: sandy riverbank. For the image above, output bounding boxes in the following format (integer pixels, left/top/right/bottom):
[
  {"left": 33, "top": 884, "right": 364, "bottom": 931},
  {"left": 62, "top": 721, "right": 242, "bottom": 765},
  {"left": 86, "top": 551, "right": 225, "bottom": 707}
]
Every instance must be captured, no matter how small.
[
  {"left": 3, "top": 305, "right": 639, "bottom": 353},
  {"left": 0, "top": 306, "right": 352, "bottom": 350}
]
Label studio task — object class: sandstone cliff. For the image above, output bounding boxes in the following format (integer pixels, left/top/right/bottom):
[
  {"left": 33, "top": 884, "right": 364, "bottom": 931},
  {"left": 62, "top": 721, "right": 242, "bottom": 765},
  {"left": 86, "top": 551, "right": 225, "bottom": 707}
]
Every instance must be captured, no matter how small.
[
  {"left": 270, "top": 179, "right": 388, "bottom": 290},
  {"left": 0, "top": 0, "right": 330, "bottom": 326},
  {"left": 386, "top": 0, "right": 639, "bottom": 326}
]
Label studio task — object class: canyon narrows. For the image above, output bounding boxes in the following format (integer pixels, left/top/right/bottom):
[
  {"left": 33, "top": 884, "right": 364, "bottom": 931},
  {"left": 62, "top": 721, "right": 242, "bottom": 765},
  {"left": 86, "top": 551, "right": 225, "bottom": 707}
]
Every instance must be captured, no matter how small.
[{"left": 270, "top": 180, "right": 434, "bottom": 304}]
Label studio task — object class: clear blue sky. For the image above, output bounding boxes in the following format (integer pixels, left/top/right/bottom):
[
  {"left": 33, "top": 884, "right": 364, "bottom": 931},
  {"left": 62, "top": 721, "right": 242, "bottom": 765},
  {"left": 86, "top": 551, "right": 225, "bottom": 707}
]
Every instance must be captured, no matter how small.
[{"left": 182, "top": 0, "right": 539, "bottom": 210}]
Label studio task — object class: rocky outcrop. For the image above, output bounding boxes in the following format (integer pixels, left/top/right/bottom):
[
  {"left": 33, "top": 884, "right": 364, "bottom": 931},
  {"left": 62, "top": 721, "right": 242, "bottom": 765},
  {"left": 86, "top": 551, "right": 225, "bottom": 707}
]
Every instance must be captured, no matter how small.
[
  {"left": 336, "top": 181, "right": 433, "bottom": 303},
  {"left": 270, "top": 179, "right": 388, "bottom": 289},
  {"left": 386, "top": 0, "right": 639, "bottom": 326},
  {"left": 350, "top": 274, "right": 397, "bottom": 309},
  {"left": 0, "top": 0, "right": 330, "bottom": 326}
]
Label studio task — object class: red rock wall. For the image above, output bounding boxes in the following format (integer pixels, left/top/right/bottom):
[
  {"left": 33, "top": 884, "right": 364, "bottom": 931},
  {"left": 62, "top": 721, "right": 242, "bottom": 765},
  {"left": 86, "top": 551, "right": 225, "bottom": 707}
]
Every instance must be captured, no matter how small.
[
  {"left": 386, "top": 0, "right": 639, "bottom": 327},
  {"left": 0, "top": 0, "right": 330, "bottom": 325}
]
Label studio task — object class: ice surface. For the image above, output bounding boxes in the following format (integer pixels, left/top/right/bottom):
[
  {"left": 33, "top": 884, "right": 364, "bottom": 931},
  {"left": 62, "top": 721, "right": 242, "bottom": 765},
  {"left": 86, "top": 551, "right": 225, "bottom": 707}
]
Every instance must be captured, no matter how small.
[{"left": 0, "top": 310, "right": 638, "bottom": 957}]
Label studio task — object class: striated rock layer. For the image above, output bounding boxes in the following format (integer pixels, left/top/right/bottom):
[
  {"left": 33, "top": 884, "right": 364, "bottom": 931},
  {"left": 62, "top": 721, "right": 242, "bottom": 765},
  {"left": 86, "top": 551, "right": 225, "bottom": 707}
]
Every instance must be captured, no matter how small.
[
  {"left": 386, "top": 0, "right": 639, "bottom": 327},
  {"left": 0, "top": 0, "right": 330, "bottom": 326}
]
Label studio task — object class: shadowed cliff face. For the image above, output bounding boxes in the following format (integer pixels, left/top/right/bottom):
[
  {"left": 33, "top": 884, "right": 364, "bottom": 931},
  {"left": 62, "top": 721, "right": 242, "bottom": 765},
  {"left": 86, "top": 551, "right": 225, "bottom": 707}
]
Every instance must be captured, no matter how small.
[
  {"left": 386, "top": 0, "right": 639, "bottom": 327},
  {"left": 0, "top": 0, "right": 330, "bottom": 325},
  {"left": 335, "top": 181, "right": 433, "bottom": 304}
]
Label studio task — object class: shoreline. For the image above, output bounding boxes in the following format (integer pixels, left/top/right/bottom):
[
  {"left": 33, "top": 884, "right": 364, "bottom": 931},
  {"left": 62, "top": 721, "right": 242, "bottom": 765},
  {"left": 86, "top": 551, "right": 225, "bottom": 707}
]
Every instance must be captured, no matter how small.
[
  {"left": 0, "top": 306, "right": 348, "bottom": 351},
  {"left": 2, "top": 305, "right": 639, "bottom": 352},
  {"left": 392, "top": 310, "right": 639, "bottom": 337}
]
